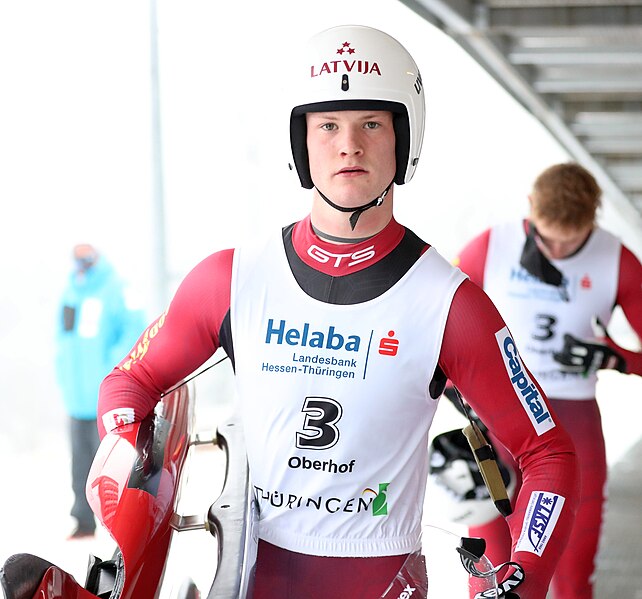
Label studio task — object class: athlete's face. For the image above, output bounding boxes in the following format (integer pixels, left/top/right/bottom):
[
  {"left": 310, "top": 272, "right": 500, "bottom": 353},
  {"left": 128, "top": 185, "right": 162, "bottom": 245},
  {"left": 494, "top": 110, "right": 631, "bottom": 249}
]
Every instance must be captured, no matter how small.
[
  {"left": 306, "top": 110, "right": 396, "bottom": 208},
  {"left": 530, "top": 216, "right": 593, "bottom": 260}
]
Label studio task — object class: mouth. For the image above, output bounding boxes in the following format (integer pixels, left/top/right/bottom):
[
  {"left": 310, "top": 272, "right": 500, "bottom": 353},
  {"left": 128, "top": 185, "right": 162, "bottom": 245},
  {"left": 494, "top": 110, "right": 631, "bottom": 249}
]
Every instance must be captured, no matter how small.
[{"left": 336, "top": 166, "right": 367, "bottom": 176}]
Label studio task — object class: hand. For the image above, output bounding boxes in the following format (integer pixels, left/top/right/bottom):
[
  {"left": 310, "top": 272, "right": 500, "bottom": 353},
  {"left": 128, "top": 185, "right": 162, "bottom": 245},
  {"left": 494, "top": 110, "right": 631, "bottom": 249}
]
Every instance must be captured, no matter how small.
[
  {"left": 553, "top": 333, "right": 626, "bottom": 375},
  {"left": 472, "top": 561, "right": 524, "bottom": 598},
  {"left": 473, "top": 591, "right": 520, "bottom": 599}
]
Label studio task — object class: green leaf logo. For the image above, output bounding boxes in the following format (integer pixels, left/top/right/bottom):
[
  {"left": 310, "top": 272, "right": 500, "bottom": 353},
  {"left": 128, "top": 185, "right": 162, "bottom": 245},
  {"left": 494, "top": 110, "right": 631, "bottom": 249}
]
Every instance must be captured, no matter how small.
[{"left": 372, "top": 482, "right": 389, "bottom": 517}]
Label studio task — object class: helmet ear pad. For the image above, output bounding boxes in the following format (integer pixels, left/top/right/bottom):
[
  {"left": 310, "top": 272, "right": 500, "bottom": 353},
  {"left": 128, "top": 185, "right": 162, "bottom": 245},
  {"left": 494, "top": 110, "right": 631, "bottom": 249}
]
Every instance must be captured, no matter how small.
[{"left": 290, "top": 99, "right": 410, "bottom": 190}]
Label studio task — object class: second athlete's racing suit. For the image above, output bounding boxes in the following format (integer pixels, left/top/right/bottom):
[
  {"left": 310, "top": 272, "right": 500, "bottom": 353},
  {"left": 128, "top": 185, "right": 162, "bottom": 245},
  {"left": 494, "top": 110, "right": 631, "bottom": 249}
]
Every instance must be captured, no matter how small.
[
  {"left": 98, "top": 216, "right": 579, "bottom": 599},
  {"left": 454, "top": 219, "right": 642, "bottom": 599}
]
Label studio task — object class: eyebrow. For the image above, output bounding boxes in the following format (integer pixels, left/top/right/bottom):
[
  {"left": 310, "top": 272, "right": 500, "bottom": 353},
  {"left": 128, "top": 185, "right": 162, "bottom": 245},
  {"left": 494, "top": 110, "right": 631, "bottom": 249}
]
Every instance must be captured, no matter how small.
[{"left": 309, "top": 112, "right": 385, "bottom": 120}]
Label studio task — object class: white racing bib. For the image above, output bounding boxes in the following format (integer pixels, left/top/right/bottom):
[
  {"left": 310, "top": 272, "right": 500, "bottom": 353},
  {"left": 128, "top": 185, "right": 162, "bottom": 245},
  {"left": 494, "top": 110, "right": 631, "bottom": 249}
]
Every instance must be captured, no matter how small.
[
  {"left": 484, "top": 222, "right": 620, "bottom": 399},
  {"left": 231, "top": 231, "right": 466, "bottom": 557}
]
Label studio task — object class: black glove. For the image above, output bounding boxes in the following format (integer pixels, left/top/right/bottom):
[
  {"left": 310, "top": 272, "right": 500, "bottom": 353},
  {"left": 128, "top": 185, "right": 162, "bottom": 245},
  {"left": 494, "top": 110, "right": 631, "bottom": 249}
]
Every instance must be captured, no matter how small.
[
  {"left": 473, "top": 583, "right": 521, "bottom": 598},
  {"left": 553, "top": 333, "right": 626, "bottom": 375},
  {"left": 473, "top": 589, "right": 520, "bottom": 598},
  {"left": 471, "top": 560, "right": 524, "bottom": 598}
]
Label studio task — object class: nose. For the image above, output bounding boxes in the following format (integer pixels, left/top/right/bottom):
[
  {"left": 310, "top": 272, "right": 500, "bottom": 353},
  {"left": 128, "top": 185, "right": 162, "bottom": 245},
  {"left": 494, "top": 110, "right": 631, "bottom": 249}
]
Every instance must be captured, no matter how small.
[{"left": 339, "top": 125, "right": 364, "bottom": 157}]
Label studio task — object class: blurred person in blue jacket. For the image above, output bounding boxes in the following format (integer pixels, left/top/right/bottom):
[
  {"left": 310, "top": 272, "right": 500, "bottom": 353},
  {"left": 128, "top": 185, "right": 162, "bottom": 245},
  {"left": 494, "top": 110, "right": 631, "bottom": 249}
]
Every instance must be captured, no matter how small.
[{"left": 55, "top": 243, "right": 146, "bottom": 539}]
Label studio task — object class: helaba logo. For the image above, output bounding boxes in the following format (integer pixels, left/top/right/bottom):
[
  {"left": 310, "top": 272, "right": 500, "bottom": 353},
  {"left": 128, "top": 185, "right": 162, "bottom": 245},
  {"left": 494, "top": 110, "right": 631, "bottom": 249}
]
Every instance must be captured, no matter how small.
[
  {"left": 310, "top": 41, "right": 382, "bottom": 78},
  {"left": 511, "top": 266, "right": 569, "bottom": 289},
  {"left": 362, "top": 482, "right": 389, "bottom": 516},
  {"left": 495, "top": 327, "right": 555, "bottom": 436},
  {"left": 516, "top": 491, "right": 565, "bottom": 556},
  {"left": 265, "top": 319, "right": 361, "bottom": 351}
]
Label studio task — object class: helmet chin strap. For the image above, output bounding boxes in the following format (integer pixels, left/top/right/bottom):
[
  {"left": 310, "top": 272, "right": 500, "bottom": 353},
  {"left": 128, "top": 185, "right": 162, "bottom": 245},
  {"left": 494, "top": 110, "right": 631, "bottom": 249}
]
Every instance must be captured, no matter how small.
[{"left": 315, "top": 180, "right": 394, "bottom": 230}]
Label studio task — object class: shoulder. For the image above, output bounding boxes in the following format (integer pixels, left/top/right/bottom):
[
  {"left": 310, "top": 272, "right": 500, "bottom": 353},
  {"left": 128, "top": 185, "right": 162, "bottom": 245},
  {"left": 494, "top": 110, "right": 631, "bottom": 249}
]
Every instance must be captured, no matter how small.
[
  {"left": 175, "top": 249, "right": 236, "bottom": 300},
  {"left": 486, "top": 219, "right": 527, "bottom": 244},
  {"left": 592, "top": 226, "right": 624, "bottom": 249},
  {"left": 188, "top": 248, "right": 235, "bottom": 277},
  {"left": 460, "top": 228, "right": 492, "bottom": 255},
  {"left": 169, "top": 249, "right": 236, "bottom": 323},
  {"left": 587, "top": 227, "right": 632, "bottom": 266},
  {"left": 456, "top": 220, "right": 524, "bottom": 265},
  {"left": 453, "top": 227, "right": 494, "bottom": 286},
  {"left": 399, "top": 224, "right": 427, "bottom": 249},
  {"left": 620, "top": 243, "right": 641, "bottom": 266},
  {"left": 618, "top": 242, "right": 642, "bottom": 280}
]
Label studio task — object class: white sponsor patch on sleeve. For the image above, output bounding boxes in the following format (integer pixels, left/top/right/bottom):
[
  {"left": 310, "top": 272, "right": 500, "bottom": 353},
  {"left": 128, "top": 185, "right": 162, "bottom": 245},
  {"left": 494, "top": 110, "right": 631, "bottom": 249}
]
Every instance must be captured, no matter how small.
[
  {"left": 102, "top": 408, "right": 135, "bottom": 432},
  {"left": 516, "top": 491, "right": 565, "bottom": 556},
  {"left": 495, "top": 326, "right": 555, "bottom": 435}
]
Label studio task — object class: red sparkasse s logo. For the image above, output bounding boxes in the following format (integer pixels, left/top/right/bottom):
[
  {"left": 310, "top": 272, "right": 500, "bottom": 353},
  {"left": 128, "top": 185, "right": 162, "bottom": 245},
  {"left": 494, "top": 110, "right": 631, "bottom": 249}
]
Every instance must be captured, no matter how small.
[
  {"left": 378, "top": 330, "right": 399, "bottom": 356},
  {"left": 310, "top": 41, "right": 382, "bottom": 78}
]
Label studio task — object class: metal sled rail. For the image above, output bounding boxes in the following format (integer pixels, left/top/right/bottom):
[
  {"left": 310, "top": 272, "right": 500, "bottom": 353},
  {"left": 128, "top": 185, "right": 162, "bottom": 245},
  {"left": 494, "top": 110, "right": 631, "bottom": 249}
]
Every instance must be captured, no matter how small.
[
  {"left": 206, "top": 418, "right": 254, "bottom": 599},
  {"left": 170, "top": 413, "right": 255, "bottom": 599}
]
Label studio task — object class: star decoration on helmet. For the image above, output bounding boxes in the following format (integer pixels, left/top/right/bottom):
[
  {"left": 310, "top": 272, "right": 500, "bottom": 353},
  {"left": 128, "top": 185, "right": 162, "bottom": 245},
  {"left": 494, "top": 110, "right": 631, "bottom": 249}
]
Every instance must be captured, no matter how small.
[{"left": 336, "top": 42, "right": 356, "bottom": 55}]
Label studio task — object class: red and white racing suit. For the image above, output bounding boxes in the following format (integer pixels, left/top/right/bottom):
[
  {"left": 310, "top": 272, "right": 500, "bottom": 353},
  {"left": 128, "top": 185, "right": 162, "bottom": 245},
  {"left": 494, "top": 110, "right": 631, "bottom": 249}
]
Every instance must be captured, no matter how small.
[
  {"left": 454, "top": 219, "right": 642, "bottom": 599},
  {"left": 98, "top": 216, "right": 579, "bottom": 599}
]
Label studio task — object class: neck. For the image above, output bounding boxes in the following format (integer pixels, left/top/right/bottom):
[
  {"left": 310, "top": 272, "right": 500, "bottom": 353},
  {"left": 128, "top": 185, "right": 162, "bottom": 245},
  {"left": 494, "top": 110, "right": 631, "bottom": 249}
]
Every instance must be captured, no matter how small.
[
  {"left": 311, "top": 223, "right": 374, "bottom": 244},
  {"left": 292, "top": 216, "right": 405, "bottom": 277},
  {"left": 310, "top": 187, "right": 394, "bottom": 240}
]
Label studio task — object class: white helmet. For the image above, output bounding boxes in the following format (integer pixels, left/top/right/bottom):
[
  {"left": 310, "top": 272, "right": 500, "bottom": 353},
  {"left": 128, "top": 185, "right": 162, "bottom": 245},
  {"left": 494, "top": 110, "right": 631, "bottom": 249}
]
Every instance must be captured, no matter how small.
[
  {"left": 427, "top": 429, "right": 517, "bottom": 527},
  {"left": 289, "top": 24, "right": 425, "bottom": 190}
]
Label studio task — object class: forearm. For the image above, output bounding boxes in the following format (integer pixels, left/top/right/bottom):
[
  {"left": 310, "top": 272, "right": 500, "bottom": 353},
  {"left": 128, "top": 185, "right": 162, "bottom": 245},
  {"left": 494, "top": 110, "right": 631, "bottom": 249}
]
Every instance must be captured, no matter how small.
[
  {"left": 504, "top": 431, "right": 579, "bottom": 598},
  {"left": 98, "top": 368, "right": 161, "bottom": 437}
]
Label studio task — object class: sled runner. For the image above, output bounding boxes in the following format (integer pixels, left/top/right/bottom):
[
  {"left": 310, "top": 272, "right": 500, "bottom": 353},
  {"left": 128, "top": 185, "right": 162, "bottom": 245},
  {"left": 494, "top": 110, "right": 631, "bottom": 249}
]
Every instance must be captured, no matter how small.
[{"left": 0, "top": 383, "right": 256, "bottom": 599}]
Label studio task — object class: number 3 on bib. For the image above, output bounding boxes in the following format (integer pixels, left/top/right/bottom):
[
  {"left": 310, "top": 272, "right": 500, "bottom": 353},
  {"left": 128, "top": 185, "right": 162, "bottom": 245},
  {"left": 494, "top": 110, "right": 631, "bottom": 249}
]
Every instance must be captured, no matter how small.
[{"left": 296, "top": 397, "right": 343, "bottom": 450}]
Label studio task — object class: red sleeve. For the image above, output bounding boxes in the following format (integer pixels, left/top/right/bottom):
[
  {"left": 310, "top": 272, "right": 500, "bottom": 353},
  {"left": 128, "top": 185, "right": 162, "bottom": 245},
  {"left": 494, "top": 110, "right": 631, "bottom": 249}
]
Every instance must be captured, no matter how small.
[
  {"left": 97, "top": 249, "right": 234, "bottom": 437},
  {"left": 609, "top": 244, "right": 642, "bottom": 375},
  {"left": 452, "top": 228, "right": 491, "bottom": 287},
  {"left": 440, "top": 280, "right": 579, "bottom": 599}
]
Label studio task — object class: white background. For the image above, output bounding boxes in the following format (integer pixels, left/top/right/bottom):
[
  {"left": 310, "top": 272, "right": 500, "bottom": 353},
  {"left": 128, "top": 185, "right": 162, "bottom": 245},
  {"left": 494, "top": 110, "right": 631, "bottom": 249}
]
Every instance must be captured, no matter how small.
[{"left": 0, "top": 1, "right": 640, "bottom": 596}]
